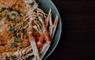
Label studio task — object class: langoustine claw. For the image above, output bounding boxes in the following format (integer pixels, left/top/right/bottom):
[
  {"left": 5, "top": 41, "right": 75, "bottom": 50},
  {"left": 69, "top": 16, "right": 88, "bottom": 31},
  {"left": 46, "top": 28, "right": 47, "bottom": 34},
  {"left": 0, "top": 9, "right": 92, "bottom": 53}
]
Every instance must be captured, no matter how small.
[
  {"left": 52, "top": 15, "right": 59, "bottom": 38},
  {"left": 45, "top": 9, "right": 52, "bottom": 28},
  {"left": 37, "top": 10, "right": 59, "bottom": 59},
  {"left": 27, "top": 33, "right": 40, "bottom": 60},
  {"left": 37, "top": 16, "right": 51, "bottom": 60},
  {"left": 27, "top": 14, "right": 40, "bottom": 60}
]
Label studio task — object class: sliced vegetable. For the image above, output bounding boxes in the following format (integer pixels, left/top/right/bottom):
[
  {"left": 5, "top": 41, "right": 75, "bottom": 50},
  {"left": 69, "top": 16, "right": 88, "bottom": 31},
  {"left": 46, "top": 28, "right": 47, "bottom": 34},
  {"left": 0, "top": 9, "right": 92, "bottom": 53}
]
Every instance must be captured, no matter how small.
[{"left": 11, "top": 42, "right": 17, "bottom": 48}]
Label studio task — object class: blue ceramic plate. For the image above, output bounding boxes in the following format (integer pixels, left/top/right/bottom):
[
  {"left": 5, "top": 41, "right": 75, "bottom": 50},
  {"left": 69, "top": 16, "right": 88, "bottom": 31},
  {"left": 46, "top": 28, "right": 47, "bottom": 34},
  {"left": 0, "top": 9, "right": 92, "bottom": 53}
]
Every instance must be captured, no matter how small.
[{"left": 30, "top": 0, "right": 62, "bottom": 60}]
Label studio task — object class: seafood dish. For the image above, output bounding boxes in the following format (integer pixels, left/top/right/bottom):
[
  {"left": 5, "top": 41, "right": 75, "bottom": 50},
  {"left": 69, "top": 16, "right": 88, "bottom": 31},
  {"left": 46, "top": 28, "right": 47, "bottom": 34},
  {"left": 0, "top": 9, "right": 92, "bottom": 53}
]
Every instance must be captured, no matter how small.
[{"left": 0, "top": 0, "right": 59, "bottom": 60}]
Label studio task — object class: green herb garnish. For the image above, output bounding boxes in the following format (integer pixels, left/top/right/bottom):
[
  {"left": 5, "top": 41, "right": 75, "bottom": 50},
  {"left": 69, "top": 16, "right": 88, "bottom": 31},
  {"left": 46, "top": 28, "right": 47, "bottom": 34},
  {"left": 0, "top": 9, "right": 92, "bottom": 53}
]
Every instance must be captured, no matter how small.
[
  {"left": 9, "top": 27, "right": 16, "bottom": 33},
  {"left": 0, "top": 8, "right": 6, "bottom": 12}
]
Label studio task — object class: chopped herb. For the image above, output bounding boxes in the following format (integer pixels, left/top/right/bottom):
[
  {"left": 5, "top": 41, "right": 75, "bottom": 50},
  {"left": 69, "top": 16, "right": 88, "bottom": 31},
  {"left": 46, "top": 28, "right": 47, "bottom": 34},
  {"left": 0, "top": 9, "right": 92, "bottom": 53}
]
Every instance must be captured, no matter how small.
[
  {"left": 15, "top": 35, "right": 23, "bottom": 44},
  {"left": 11, "top": 56, "right": 17, "bottom": 60},
  {"left": 15, "top": 35, "right": 20, "bottom": 42},
  {"left": 11, "top": 42, "right": 17, "bottom": 48},
  {"left": 7, "top": 8, "right": 14, "bottom": 11},
  {"left": 0, "top": 8, "right": 6, "bottom": 12},
  {"left": 9, "top": 12, "right": 20, "bottom": 20},
  {"left": 24, "top": 34, "right": 28, "bottom": 39},
  {"left": 9, "top": 27, "right": 16, "bottom": 33},
  {"left": 17, "top": 42, "right": 23, "bottom": 46}
]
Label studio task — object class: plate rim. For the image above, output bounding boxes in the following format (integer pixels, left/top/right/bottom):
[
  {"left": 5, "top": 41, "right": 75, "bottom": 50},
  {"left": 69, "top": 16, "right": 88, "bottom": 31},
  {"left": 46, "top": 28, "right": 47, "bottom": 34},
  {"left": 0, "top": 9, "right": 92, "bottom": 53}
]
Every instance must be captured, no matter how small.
[{"left": 43, "top": 0, "right": 62, "bottom": 60}]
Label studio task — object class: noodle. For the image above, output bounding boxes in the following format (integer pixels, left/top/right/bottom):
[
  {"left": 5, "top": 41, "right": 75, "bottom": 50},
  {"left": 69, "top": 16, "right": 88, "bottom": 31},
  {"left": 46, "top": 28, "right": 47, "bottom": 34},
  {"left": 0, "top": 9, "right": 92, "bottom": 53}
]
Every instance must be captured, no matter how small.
[{"left": 0, "top": 0, "right": 58, "bottom": 60}]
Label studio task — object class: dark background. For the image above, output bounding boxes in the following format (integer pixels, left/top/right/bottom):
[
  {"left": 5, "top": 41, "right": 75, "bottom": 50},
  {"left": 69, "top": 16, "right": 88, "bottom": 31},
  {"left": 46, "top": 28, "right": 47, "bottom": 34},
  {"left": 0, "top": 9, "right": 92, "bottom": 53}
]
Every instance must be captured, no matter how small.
[{"left": 46, "top": 0, "right": 95, "bottom": 60}]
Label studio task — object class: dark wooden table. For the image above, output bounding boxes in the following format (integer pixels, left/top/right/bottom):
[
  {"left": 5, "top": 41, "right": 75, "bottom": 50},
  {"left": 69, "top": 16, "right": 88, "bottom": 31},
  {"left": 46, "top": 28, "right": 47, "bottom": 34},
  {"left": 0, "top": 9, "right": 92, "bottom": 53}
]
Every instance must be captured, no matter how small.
[{"left": 46, "top": 0, "right": 95, "bottom": 60}]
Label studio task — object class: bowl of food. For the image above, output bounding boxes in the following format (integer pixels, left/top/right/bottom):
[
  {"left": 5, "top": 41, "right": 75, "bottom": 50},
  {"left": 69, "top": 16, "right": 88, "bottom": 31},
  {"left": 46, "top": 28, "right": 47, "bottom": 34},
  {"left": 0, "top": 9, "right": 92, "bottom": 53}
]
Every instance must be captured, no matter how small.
[{"left": 0, "top": 0, "right": 62, "bottom": 60}]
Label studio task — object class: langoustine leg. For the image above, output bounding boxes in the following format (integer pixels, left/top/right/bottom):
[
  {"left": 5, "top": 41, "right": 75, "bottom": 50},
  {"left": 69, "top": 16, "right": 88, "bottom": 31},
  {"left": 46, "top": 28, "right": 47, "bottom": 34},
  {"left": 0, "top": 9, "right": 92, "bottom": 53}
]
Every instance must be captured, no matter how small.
[
  {"left": 37, "top": 16, "right": 51, "bottom": 60},
  {"left": 27, "top": 13, "right": 40, "bottom": 60},
  {"left": 37, "top": 9, "right": 59, "bottom": 59}
]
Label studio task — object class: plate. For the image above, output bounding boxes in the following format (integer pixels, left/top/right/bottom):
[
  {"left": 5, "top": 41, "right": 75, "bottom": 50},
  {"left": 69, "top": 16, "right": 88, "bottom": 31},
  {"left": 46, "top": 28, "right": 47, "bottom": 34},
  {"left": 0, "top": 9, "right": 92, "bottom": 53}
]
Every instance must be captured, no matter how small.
[{"left": 29, "top": 0, "right": 62, "bottom": 60}]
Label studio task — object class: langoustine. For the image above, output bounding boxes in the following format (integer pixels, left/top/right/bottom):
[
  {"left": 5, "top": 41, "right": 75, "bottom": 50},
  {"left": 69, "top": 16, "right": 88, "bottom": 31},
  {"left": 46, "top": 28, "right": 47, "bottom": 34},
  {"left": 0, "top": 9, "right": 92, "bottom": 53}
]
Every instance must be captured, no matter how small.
[{"left": 0, "top": 0, "right": 59, "bottom": 60}]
